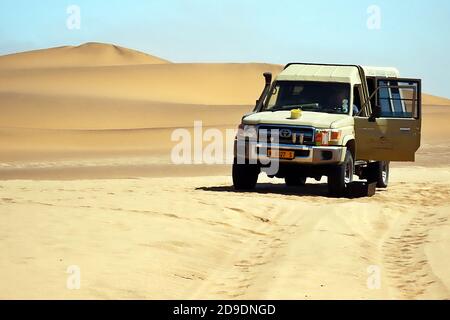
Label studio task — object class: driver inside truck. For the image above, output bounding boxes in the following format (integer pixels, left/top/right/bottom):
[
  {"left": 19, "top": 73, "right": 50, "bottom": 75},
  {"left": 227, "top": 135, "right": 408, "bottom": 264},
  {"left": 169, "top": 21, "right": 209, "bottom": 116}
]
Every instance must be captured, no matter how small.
[{"left": 328, "top": 91, "right": 359, "bottom": 115}]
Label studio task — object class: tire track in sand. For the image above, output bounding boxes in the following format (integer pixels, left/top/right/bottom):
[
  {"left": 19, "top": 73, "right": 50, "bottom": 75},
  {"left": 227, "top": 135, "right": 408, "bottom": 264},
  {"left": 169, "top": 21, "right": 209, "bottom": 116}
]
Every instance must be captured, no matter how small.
[
  {"left": 187, "top": 201, "right": 301, "bottom": 299},
  {"left": 381, "top": 183, "right": 450, "bottom": 299}
]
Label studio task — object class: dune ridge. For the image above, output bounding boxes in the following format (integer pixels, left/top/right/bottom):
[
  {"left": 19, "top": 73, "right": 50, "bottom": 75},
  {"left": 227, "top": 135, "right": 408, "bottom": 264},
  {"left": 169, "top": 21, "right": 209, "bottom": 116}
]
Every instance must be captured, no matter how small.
[{"left": 0, "top": 42, "right": 170, "bottom": 69}]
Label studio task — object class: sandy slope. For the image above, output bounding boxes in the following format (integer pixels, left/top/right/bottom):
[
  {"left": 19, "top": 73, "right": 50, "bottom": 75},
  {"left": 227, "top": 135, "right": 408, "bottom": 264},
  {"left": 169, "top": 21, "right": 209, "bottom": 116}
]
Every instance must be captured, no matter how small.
[
  {"left": 1, "top": 105, "right": 448, "bottom": 171},
  {"left": 0, "top": 63, "right": 282, "bottom": 106},
  {"left": 422, "top": 94, "right": 450, "bottom": 106},
  {"left": 0, "top": 43, "right": 449, "bottom": 299}
]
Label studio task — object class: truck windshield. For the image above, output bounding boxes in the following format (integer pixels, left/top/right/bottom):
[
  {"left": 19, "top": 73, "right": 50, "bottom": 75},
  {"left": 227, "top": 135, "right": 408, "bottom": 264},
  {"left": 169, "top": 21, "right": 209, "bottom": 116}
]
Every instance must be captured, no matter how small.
[{"left": 263, "top": 81, "right": 351, "bottom": 115}]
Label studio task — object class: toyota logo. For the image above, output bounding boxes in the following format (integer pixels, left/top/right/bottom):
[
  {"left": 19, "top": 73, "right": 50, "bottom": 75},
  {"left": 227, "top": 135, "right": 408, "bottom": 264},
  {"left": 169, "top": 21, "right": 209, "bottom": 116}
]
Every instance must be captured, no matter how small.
[{"left": 279, "top": 129, "right": 292, "bottom": 138}]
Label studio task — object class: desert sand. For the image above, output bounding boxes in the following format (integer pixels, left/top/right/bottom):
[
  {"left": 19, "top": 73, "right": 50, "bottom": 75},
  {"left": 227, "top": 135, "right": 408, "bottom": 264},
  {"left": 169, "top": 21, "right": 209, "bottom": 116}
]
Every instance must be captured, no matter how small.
[{"left": 0, "top": 43, "right": 449, "bottom": 299}]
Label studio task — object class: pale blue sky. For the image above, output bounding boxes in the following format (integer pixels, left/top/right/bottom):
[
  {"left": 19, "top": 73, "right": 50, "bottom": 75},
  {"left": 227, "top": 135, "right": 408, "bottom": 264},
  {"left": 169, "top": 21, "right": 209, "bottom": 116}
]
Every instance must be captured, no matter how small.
[{"left": 1, "top": 0, "right": 449, "bottom": 97}]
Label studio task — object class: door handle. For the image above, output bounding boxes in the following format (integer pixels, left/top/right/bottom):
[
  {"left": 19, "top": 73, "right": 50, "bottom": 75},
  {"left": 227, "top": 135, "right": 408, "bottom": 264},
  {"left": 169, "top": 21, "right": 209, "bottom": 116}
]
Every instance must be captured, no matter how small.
[{"left": 400, "top": 128, "right": 411, "bottom": 132}]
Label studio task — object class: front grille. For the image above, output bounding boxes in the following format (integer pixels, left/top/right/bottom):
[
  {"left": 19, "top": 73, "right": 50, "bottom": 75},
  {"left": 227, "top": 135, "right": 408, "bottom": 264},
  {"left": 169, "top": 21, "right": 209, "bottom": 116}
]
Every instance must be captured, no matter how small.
[{"left": 258, "top": 125, "right": 315, "bottom": 146}]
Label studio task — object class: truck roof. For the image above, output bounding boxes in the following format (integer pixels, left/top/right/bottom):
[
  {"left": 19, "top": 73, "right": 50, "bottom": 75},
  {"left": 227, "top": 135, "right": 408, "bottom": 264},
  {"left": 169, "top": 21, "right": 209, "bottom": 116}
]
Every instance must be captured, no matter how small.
[
  {"left": 362, "top": 66, "right": 400, "bottom": 78},
  {"left": 277, "top": 64, "right": 400, "bottom": 85}
]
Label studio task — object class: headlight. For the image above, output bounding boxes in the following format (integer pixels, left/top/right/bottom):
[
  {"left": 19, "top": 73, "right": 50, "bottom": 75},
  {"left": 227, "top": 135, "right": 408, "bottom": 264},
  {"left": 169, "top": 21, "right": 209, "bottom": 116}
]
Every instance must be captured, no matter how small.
[
  {"left": 237, "top": 124, "right": 258, "bottom": 140},
  {"left": 315, "top": 129, "right": 342, "bottom": 146}
]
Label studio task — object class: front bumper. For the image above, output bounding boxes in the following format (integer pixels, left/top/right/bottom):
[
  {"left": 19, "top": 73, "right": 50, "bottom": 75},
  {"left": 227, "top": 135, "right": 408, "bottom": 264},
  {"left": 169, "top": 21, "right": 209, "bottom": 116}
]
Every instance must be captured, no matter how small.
[{"left": 236, "top": 141, "right": 347, "bottom": 165}]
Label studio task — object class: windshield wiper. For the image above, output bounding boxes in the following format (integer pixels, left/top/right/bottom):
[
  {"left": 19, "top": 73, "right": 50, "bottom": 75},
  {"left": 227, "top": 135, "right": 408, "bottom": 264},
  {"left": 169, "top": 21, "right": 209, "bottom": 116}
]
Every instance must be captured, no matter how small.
[
  {"left": 271, "top": 103, "right": 319, "bottom": 112},
  {"left": 321, "top": 106, "right": 346, "bottom": 114}
]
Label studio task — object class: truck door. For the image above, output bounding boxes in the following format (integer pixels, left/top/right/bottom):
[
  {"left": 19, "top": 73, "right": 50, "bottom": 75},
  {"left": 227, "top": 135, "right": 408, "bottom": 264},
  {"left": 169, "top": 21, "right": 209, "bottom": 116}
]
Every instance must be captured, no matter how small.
[{"left": 354, "top": 78, "right": 421, "bottom": 161}]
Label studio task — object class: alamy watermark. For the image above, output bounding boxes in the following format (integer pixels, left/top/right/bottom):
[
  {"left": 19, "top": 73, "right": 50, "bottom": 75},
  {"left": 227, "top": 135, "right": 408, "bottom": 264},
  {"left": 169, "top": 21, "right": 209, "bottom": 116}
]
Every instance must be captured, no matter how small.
[
  {"left": 66, "top": 265, "right": 81, "bottom": 290},
  {"left": 66, "top": 5, "right": 81, "bottom": 30},
  {"left": 367, "top": 265, "right": 381, "bottom": 289},
  {"left": 367, "top": 5, "right": 381, "bottom": 30},
  {"left": 170, "top": 121, "right": 280, "bottom": 175}
]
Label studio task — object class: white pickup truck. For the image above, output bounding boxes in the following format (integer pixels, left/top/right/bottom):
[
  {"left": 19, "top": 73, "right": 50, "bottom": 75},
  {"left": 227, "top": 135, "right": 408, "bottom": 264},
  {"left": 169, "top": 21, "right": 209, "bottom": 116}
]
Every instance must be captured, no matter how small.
[{"left": 233, "top": 63, "right": 422, "bottom": 197}]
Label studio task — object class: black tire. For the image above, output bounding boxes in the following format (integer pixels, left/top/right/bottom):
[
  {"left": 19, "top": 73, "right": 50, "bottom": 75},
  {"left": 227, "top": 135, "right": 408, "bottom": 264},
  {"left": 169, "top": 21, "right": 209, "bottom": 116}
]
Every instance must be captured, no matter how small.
[
  {"left": 285, "top": 175, "right": 307, "bottom": 186},
  {"left": 232, "top": 160, "right": 259, "bottom": 190},
  {"left": 368, "top": 161, "right": 390, "bottom": 188},
  {"left": 328, "top": 150, "right": 354, "bottom": 197}
]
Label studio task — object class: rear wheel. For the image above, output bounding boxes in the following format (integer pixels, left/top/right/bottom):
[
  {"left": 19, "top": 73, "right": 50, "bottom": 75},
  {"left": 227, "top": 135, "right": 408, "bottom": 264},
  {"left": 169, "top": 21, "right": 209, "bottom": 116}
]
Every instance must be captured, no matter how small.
[
  {"left": 232, "top": 160, "right": 260, "bottom": 190},
  {"left": 368, "top": 161, "right": 390, "bottom": 188},
  {"left": 328, "top": 150, "right": 354, "bottom": 197},
  {"left": 285, "top": 175, "right": 307, "bottom": 187}
]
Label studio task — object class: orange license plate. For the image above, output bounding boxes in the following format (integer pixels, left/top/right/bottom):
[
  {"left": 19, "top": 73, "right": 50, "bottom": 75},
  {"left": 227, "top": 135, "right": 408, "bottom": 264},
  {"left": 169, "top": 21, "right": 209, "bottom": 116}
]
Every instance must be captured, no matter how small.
[{"left": 268, "top": 150, "right": 295, "bottom": 160}]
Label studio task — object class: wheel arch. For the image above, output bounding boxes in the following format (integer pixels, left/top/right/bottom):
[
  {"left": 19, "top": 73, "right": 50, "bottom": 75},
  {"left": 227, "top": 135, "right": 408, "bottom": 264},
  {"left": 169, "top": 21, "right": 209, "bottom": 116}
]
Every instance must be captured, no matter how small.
[{"left": 344, "top": 138, "right": 356, "bottom": 161}]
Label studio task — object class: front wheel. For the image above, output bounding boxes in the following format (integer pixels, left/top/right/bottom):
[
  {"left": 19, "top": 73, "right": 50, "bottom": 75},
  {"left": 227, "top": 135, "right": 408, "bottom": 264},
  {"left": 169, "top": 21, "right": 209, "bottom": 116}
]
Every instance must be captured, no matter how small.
[
  {"left": 232, "top": 160, "right": 260, "bottom": 190},
  {"left": 328, "top": 150, "right": 354, "bottom": 197}
]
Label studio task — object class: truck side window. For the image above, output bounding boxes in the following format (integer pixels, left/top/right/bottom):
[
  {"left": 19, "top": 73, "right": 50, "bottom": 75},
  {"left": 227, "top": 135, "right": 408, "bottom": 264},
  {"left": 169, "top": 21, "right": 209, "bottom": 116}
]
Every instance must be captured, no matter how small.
[
  {"left": 378, "top": 80, "right": 418, "bottom": 118},
  {"left": 378, "top": 80, "right": 392, "bottom": 115},
  {"left": 390, "top": 82, "right": 405, "bottom": 114}
]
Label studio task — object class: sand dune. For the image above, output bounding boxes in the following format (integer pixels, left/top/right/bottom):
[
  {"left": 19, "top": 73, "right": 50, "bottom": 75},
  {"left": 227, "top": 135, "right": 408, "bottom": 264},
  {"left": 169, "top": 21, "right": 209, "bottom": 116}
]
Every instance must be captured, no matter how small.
[
  {"left": 0, "top": 42, "right": 169, "bottom": 69},
  {"left": 0, "top": 43, "right": 447, "bottom": 105},
  {"left": 0, "top": 43, "right": 449, "bottom": 299},
  {"left": 422, "top": 94, "right": 450, "bottom": 106},
  {"left": 0, "top": 92, "right": 249, "bottom": 130},
  {"left": 1, "top": 103, "right": 448, "bottom": 168},
  {"left": 0, "top": 63, "right": 282, "bottom": 106}
]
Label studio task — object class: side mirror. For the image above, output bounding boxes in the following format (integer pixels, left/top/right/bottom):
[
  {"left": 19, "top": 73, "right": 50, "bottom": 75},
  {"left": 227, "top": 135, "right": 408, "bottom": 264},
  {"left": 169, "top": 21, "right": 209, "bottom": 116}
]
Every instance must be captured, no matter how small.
[
  {"left": 263, "top": 72, "right": 272, "bottom": 85},
  {"left": 369, "top": 105, "right": 381, "bottom": 122}
]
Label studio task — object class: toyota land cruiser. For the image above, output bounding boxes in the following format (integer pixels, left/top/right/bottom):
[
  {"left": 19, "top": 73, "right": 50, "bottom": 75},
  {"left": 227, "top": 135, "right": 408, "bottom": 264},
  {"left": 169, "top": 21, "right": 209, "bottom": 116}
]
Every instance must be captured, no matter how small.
[{"left": 233, "top": 63, "right": 422, "bottom": 197}]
